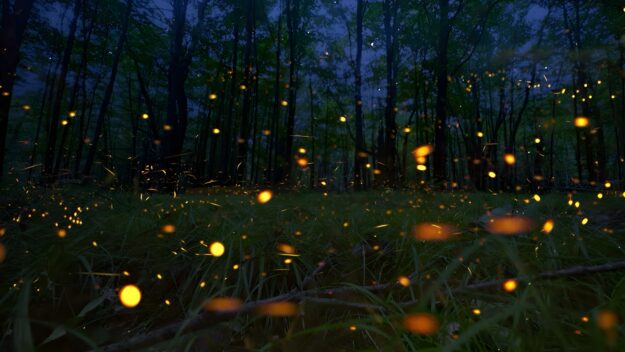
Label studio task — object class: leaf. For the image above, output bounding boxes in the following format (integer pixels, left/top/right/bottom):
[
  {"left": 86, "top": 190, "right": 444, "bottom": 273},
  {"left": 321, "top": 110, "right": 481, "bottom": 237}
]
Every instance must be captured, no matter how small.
[
  {"left": 78, "top": 294, "right": 107, "bottom": 318},
  {"left": 14, "top": 279, "right": 35, "bottom": 352},
  {"left": 40, "top": 326, "right": 67, "bottom": 345}
]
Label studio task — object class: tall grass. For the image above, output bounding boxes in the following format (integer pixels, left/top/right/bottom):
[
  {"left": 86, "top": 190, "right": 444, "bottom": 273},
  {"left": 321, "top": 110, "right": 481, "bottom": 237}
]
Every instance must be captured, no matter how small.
[{"left": 0, "top": 186, "right": 624, "bottom": 351}]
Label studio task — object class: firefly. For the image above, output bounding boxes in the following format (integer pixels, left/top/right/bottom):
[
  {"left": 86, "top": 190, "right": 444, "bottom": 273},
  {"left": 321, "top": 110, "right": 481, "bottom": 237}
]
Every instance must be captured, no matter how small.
[
  {"left": 119, "top": 284, "right": 142, "bottom": 308},
  {"left": 504, "top": 153, "right": 516, "bottom": 165},
  {"left": 257, "top": 190, "right": 273, "bottom": 204},
  {"left": 209, "top": 242, "right": 225, "bottom": 257},
  {"left": 573, "top": 117, "right": 589, "bottom": 128},
  {"left": 502, "top": 279, "right": 517, "bottom": 292}
]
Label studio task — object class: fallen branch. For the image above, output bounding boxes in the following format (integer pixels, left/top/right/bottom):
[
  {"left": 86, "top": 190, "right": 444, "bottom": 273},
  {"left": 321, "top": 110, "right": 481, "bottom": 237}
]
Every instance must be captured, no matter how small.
[{"left": 96, "top": 260, "right": 625, "bottom": 352}]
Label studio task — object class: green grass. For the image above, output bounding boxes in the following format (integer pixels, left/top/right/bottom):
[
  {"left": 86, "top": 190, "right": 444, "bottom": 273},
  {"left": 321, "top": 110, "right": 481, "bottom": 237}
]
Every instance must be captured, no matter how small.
[{"left": 1, "top": 186, "right": 625, "bottom": 351}]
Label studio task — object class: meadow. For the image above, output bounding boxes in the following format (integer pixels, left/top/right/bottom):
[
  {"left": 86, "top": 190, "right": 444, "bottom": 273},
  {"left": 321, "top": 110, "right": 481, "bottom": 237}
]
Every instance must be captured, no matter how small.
[{"left": 1, "top": 186, "right": 624, "bottom": 351}]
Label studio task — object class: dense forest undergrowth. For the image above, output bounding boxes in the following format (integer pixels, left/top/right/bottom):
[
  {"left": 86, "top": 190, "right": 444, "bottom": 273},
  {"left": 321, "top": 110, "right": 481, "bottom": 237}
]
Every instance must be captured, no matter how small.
[{"left": 1, "top": 186, "right": 625, "bottom": 351}]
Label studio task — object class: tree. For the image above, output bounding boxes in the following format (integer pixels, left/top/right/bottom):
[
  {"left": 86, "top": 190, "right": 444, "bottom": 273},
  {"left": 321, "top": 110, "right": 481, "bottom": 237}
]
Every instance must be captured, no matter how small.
[{"left": 0, "top": 0, "right": 35, "bottom": 179}]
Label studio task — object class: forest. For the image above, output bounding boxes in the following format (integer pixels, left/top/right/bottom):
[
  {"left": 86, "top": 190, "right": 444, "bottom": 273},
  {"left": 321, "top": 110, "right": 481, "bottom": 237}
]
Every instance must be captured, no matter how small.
[{"left": 1, "top": 0, "right": 625, "bottom": 350}]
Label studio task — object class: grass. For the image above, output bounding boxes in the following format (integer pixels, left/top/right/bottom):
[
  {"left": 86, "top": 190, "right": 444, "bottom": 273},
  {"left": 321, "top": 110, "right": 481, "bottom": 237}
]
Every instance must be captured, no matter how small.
[{"left": 1, "top": 185, "right": 625, "bottom": 351}]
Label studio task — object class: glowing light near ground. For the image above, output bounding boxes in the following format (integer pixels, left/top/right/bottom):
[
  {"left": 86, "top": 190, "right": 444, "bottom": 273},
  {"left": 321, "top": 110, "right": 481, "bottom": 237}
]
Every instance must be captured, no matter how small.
[
  {"left": 257, "top": 301, "right": 298, "bottom": 316},
  {"left": 485, "top": 216, "right": 534, "bottom": 235},
  {"left": 413, "top": 144, "right": 434, "bottom": 158},
  {"left": 504, "top": 153, "right": 516, "bottom": 165},
  {"left": 502, "top": 279, "right": 517, "bottom": 292},
  {"left": 597, "top": 310, "right": 618, "bottom": 331},
  {"left": 209, "top": 241, "right": 225, "bottom": 257},
  {"left": 488, "top": 171, "right": 496, "bottom": 178},
  {"left": 403, "top": 313, "right": 439, "bottom": 335},
  {"left": 542, "top": 219, "right": 554, "bottom": 234},
  {"left": 574, "top": 116, "right": 589, "bottom": 128},
  {"left": 161, "top": 224, "right": 176, "bottom": 234},
  {"left": 398, "top": 276, "right": 411, "bottom": 287},
  {"left": 256, "top": 190, "right": 273, "bottom": 204},
  {"left": 119, "top": 284, "right": 142, "bottom": 308},
  {"left": 204, "top": 297, "right": 242, "bottom": 312},
  {"left": 412, "top": 223, "right": 458, "bottom": 241}
]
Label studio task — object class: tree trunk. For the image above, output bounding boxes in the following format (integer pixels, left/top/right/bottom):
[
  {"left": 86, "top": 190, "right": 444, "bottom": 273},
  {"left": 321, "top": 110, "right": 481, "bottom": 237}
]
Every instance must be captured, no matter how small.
[
  {"left": 0, "top": 0, "right": 35, "bottom": 179},
  {"left": 82, "top": 0, "right": 132, "bottom": 178},
  {"left": 433, "top": 0, "right": 450, "bottom": 184},
  {"left": 353, "top": 0, "right": 366, "bottom": 190},
  {"left": 235, "top": 0, "right": 255, "bottom": 184}
]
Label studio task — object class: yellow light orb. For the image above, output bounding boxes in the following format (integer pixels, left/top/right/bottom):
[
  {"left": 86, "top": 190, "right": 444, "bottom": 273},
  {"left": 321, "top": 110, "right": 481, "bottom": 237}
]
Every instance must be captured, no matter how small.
[
  {"left": 503, "top": 153, "right": 516, "bottom": 165},
  {"left": 141, "top": 113, "right": 149, "bottom": 120},
  {"left": 339, "top": 116, "right": 347, "bottom": 123},
  {"left": 542, "top": 219, "right": 554, "bottom": 234},
  {"left": 398, "top": 276, "right": 411, "bottom": 287},
  {"left": 61, "top": 120, "right": 68, "bottom": 126},
  {"left": 119, "top": 284, "right": 142, "bottom": 308},
  {"left": 209, "top": 93, "right": 217, "bottom": 100},
  {"left": 280, "top": 100, "right": 288, "bottom": 106},
  {"left": 296, "top": 158, "right": 308, "bottom": 168},
  {"left": 488, "top": 171, "right": 497, "bottom": 179},
  {"left": 502, "top": 279, "right": 517, "bottom": 292},
  {"left": 212, "top": 128, "right": 221, "bottom": 134},
  {"left": 476, "top": 131, "right": 484, "bottom": 138},
  {"left": 209, "top": 241, "right": 225, "bottom": 257},
  {"left": 417, "top": 164, "right": 427, "bottom": 171},
  {"left": 573, "top": 116, "right": 589, "bottom": 128},
  {"left": 257, "top": 190, "right": 273, "bottom": 204},
  {"left": 534, "top": 138, "right": 541, "bottom": 144},
  {"left": 68, "top": 111, "right": 76, "bottom": 117}
]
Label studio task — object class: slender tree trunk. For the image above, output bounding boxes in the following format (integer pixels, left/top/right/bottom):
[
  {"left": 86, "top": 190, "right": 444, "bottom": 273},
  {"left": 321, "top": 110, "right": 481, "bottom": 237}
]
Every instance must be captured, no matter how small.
[
  {"left": 42, "top": 0, "right": 82, "bottom": 182},
  {"left": 54, "top": 0, "right": 94, "bottom": 178},
  {"left": 236, "top": 0, "right": 255, "bottom": 184},
  {"left": 220, "top": 23, "right": 240, "bottom": 184},
  {"left": 433, "top": 0, "right": 450, "bottom": 184},
  {"left": 28, "top": 61, "right": 54, "bottom": 178},
  {"left": 268, "top": 11, "right": 282, "bottom": 183},
  {"left": 281, "top": 0, "right": 300, "bottom": 184},
  {"left": 0, "top": 0, "right": 35, "bottom": 179},
  {"left": 378, "top": 0, "right": 398, "bottom": 187},
  {"left": 353, "top": 0, "right": 366, "bottom": 190},
  {"left": 82, "top": 0, "right": 132, "bottom": 178}
]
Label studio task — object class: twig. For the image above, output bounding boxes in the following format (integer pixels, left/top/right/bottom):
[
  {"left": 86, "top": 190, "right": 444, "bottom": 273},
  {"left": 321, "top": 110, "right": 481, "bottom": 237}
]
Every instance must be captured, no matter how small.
[{"left": 96, "top": 260, "right": 625, "bottom": 352}]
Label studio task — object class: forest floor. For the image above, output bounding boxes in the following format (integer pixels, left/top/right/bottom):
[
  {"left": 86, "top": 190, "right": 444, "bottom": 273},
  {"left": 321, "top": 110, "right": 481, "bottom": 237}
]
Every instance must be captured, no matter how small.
[{"left": 1, "top": 186, "right": 625, "bottom": 351}]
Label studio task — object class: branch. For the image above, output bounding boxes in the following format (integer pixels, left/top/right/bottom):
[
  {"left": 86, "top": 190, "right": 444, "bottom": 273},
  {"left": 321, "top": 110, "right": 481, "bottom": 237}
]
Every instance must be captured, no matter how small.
[{"left": 96, "top": 260, "right": 625, "bottom": 352}]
